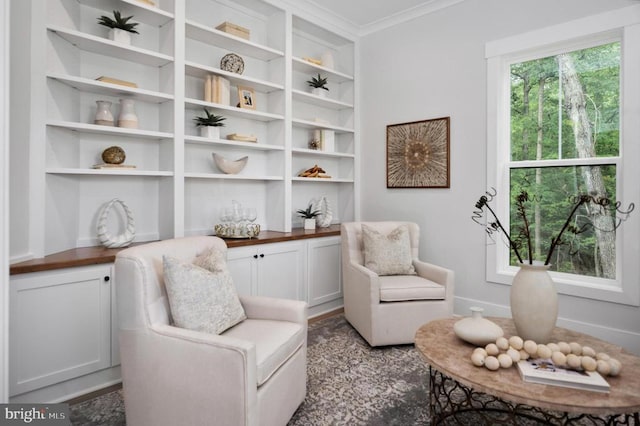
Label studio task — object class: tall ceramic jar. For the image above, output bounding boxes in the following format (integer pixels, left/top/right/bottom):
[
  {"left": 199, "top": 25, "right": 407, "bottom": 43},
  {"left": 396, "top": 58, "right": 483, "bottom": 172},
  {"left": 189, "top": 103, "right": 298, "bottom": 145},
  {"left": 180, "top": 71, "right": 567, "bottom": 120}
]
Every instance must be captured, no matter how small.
[
  {"left": 510, "top": 262, "right": 558, "bottom": 343},
  {"left": 118, "top": 99, "right": 138, "bottom": 129},
  {"left": 94, "top": 100, "right": 114, "bottom": 126}
]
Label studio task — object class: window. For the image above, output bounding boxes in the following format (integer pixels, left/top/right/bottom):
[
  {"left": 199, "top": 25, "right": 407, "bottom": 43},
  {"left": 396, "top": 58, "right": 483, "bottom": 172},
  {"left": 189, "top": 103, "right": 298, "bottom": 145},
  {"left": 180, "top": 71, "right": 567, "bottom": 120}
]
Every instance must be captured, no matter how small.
[{"left": 486, "top": 7, "right": 640, "bottom": 306}]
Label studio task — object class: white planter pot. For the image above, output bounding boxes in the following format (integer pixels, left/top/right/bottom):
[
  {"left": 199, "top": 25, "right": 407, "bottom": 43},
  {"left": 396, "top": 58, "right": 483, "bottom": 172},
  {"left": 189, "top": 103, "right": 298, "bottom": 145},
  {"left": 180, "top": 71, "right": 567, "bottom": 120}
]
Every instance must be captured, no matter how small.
[
  {"left": 510, "top": 262, "right": 558, "bottom": 343},
  {"left": 108, "top": 28, "right": 131, "bottom": 45},
  {"left": 200, "top": 126, "right": 221, "bottom": 139},
  {"left": 311, "top": 87, "right": 327, "bottom": 97},
  {"left": 304, "top": 218, "right": 316, "bottom": 230}
]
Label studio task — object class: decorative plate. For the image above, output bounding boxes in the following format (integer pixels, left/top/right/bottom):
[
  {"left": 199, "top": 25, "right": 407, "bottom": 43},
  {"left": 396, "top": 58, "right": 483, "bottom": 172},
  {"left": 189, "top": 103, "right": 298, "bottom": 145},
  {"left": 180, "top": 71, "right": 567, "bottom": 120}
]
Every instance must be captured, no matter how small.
[{"left": 220, "top": 53, "right": 244, "bottom": 74}]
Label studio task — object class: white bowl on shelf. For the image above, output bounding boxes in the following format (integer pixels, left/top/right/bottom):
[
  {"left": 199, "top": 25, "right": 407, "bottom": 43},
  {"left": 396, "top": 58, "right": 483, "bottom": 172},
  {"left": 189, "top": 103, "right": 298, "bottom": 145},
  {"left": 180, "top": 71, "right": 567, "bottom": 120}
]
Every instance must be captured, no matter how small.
[{"left": 212, "top": 153, "right": 248, "bottom": 174}]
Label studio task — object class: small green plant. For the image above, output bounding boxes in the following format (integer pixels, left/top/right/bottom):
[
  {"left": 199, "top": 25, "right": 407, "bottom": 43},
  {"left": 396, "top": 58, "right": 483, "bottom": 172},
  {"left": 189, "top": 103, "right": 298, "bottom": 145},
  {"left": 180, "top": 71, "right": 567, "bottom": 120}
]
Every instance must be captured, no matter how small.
[
  {"left": 306, "top": 73, "right": 329, "bottom": 91},
  {"left": 193, "top": 109, "right": 226, "bottom": 127},
  {"left": 296, "top": 204, "right": 320, "bottom": 219},
  {"left": 97, "top": 10, "right": 140, "bottom": 34}
]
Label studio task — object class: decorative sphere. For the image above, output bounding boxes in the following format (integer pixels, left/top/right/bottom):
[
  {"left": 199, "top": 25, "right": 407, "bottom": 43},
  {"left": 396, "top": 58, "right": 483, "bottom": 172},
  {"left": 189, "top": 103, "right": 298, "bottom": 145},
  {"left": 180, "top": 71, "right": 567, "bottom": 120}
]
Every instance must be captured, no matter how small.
[
  {"left": 508, "top": 336, "right": 524, "bottom": 350},
  {"left": 496, "top": 337, "right": 510, "bottom": 351},
  {"left": 569, "top": 342, "right": 583, "bottom": 355},
  {"left": 484, "top": 356, "right": 500, "bottom": 371},
  {"left": 485, "top": 343, "right": 499, "bottom": 356},
  {"left": 581, "top": 356, "right": 597, "bottom": 371},
  {"left": 471, "top": 352, "right": 486, "bottom": 367},
  {"left": 582, "top": 346, "right": 596, "bottom": 358},
  {"left": 102, "top": 146, "right": 126, "bottom": 164},
  {"left": 506, "top": 348, "right": 521, "bottom": 363},
  {"left": 473, "top": 347, "right": 488, "bottom": 358},
  {"left": 557, "top": 341, "right": 571, "bottom": 354},
  {"left": 498, "top": 353, "right": 513, "bottom": 368},
  {"left": 536, "top": 344, "right": 552, "bottom": 359},
  {"left": 523, "top": 340, "right": 538, "bottom": 355},
  {"left": 551, "top": 351, "right": 567, "bottom": 367},
  {"left": 519, "top": 349, "right": 530, "bottom": 360},
  {"left": 547, "top": 342, "right": 560, "bottom": 353},
  {"left": 596, "top": 360, "right": 611, "bottom": 376},
  {"left": 567, "top": 354, "right": 582, "bottom": 369},
  {"left": 608, "top": 358, "right": 622, "bottom": 376},
  {"left": 596, "top": 352, "right": 611, "bottom": 361}
]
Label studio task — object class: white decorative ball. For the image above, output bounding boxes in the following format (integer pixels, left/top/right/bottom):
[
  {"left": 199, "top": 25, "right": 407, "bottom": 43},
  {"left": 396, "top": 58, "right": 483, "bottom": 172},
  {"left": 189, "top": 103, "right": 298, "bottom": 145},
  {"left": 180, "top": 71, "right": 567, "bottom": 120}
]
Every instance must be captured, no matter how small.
[
  {"left": 471, "top": 352, "right": 486, "bottom": 367},
  {"left": 596, "top": 360, "right": 611, "bottom": 376},
  {"left": 484, "top": 356, "right": 500, "bottom": 371},
  {"left": 508, "top": 336, "right": 524, "bottom": 350},
  {"left": 496, "top": 337, "right": 510, "bottom": 351},
  {"left": 547, "top": 342, "right": 560, "bottom": 353},
  {"left": 596, "top": 352, "right": 611, "bottom": 361},
  {"left": 569, "top": 342, "right": 583, "bottom": 355},
  {"left": 581, "top": 356, "right": 597, "bottom": 371},
  {"left": 581, "top": 346, "right": 596, "bottom": 358},
  {"left": 506, "top": 347, "right": 521, "bottom": 363},
  {"left": 473, "top": 347, "right": 488, "bottom": 358},
  {"left": 551, "top": 351, "right": 567, "bottom": 367},
  {"left": 567, "top": 354, "right": 582, "bottom": 369},
  {"left": 519, "top": 349, "right": 530, "bottom": 360},
  {"left": 536, "top": 344, "right": 552, "bottom": 359},
  {"left": 557, "top": 341, "right": 571, "bottom": 355},
  {"left": 498, "top": 353, "right": 513, "bottom": 369},
  {"left": 485, "top": 343, "right": 499, "bottom": 356},
  {"left": 523, "top": 340, "right": 538, "bottom": 355},
  {"left": 608, "top": 358, "right": 622, "bottom": 376}
]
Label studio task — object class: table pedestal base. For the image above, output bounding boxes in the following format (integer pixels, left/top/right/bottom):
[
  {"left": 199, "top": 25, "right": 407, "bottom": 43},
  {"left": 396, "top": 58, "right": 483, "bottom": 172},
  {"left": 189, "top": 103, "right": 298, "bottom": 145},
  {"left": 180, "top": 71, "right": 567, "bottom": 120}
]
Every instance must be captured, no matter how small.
[{"left": 429, "top": 366, "right": 639, "bottom": 425}]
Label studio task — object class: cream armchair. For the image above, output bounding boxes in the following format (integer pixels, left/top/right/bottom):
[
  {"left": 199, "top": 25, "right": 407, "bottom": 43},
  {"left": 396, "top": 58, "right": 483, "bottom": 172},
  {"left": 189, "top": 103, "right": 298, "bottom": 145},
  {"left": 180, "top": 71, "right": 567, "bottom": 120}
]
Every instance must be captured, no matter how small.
[
  {"left": 341, "top": 222, "right": 454, "bottom": 346},
  {"left": 115, "top": 236, "right": 307, "bottom": 426}
]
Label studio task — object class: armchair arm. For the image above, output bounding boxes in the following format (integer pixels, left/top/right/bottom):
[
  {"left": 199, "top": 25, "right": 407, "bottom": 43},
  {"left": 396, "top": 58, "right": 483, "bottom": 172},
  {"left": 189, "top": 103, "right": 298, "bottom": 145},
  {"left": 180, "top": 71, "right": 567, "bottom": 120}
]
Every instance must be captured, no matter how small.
[
  {"left": 345, "top": 261, "right": 381, "bottom": 304},
  {"left": 413, "top": 259, "right": 455, "bottom": 301},
  {"left": 239, "top": 295, "right": 307, "bottom": 325}
]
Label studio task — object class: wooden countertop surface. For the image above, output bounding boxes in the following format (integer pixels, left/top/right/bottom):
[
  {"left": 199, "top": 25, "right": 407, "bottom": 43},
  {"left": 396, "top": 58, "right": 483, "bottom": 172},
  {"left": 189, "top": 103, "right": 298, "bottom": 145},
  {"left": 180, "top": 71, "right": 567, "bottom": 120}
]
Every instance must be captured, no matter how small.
[{"left": 10, "top": 225, "right": 341, "bottom": 275}]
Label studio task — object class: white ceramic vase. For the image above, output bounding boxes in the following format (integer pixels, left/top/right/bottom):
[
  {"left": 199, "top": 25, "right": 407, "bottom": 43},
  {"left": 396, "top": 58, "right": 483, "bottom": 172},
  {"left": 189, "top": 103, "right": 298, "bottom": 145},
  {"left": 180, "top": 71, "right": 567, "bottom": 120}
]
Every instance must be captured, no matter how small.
[
  {"left": 118, "top": 99, "right": 138, "bottom": 128},
  {"left": 94, "top": 100, "right": 114, "bottom": 126},
  {"left": 453, "top": 307, "right": 504, "bottom": 346},
  {"left": 109, "top": 28, "right": 131, "bottom": 45},
  {"left": 304, "top": 218, "right": 316, "bottom": 230},
  {"left": 200, "top": 126, "right": 220, "bottom": 139},
  {"left": 510, "top": 262, "right": 558, "bottom": 343}
]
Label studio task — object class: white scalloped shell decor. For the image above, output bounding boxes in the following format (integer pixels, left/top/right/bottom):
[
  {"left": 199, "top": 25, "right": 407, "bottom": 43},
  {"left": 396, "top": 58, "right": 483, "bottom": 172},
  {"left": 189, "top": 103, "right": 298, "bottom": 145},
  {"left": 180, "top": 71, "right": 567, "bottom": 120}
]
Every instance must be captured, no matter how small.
[
  {"left": 313, "top": 196, "right": 333, "bottom": 228},
  {"left": 97, "top": 198, "right": 135, "bottom": 248}
]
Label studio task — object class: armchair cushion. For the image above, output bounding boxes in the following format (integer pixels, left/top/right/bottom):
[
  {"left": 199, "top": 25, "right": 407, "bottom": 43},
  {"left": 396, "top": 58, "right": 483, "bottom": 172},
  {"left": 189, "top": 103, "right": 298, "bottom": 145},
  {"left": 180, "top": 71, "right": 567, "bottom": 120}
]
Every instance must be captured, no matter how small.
[
  {"left": 223, "top": 319, "right": 305, "bottom": 386},
  {"left": 163, "top": 256, "right": 246, "bottom": 335},
  {"left": 362, "top": 224, "right": 416, "bottom": 275},
  {"left": 379, "top": 275, "right": 446, "bottom": 302}
]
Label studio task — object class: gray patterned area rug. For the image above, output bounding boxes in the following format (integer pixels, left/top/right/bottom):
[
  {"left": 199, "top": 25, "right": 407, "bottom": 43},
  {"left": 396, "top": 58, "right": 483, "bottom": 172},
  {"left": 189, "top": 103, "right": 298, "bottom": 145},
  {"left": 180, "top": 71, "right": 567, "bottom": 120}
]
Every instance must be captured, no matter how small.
[{"left": 69, "top": 314, "right": 430, "bottom": 425}]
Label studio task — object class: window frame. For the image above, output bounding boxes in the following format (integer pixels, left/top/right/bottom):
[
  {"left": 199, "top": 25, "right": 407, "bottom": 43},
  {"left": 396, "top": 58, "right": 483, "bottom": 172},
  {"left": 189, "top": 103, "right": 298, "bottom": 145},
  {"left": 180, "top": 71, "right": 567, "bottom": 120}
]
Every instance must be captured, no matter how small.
[{"left": 485, "top": 6, "right": 640, "bottom": 306}]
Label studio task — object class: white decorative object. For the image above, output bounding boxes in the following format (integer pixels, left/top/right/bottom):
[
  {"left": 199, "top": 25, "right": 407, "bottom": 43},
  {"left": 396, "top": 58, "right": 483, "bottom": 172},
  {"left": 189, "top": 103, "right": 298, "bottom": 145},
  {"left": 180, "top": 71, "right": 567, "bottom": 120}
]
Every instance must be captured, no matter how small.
[
  {"left": 510, "top": 262, "right": 558, "bottom": 343},
  {"left": 304, "top": 218, "right": 316, "bottom": 230},
  {"left": 97, "top": 198, "right": 135, "bottom": 248},
  {"left": 313, "top": 196, "right": 333, "bottom": 228},
  {"left": 212, "top": 153, "right": 248, "bottom": 174},
  {"left": 453, "top": 307, "right": 504, "bottom": 346},
  {"left": 311, "top": 87, "right": 327, "bottom": 98},
  {"left": 321, "top": 51, "right": 335, "bottom": 69},
  {"left": 118, "top": 99, "right": 138, "bottom": 128},
  {"left": 201, "top": 126, "right": 221, "bottom": 139},
  {"left": 108, "top": 28, "right": 131, "bottom": 45},
  {"left": 94, "top": 100, "right": 114, "bottom": 126}
]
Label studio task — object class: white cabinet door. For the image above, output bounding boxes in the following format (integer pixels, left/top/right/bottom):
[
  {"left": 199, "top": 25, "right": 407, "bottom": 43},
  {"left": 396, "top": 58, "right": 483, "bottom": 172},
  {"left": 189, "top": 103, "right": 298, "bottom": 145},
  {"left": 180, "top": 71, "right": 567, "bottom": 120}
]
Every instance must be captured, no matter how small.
[
  {"left": 10, "top": 265, "right": 112, "bottom": 396},
  {"left": 307, "top": 236, "right": 342, "bottom": 307},
  {"left": 227, "top": 241, "right": 306, "bottom": 301}
]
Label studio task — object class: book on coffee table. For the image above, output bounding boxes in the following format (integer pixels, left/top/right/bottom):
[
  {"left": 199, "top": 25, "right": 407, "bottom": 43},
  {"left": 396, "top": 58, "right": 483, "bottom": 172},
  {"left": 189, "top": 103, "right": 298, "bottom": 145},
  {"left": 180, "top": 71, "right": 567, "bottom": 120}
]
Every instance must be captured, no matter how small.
[{"left": 517, "top": 358, "right": 610, "bottom": 393}]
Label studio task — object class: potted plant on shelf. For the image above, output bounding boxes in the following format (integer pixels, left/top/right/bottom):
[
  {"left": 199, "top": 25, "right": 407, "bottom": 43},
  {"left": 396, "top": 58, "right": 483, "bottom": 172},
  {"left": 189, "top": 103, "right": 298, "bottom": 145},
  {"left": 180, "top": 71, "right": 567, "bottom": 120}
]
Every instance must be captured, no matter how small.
[
  {"left": 297, "top": 204, "right": 321, "bottom": 230},
  {"left": 306, "top": 73, "right": 329, "bottom": 97},
  {"left": 193, "top": 108, "right": 226, "bottom": 139},
  {"left": 97, "top": 10, "right": 140, "bottom": 45}
]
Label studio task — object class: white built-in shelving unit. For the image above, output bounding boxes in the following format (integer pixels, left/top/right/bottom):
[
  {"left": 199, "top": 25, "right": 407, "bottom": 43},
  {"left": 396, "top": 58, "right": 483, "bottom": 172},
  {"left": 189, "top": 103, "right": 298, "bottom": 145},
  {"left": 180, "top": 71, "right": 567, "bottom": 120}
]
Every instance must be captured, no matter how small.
[{"left": 32, "top": 0, "right": 358, "bottom": 256}]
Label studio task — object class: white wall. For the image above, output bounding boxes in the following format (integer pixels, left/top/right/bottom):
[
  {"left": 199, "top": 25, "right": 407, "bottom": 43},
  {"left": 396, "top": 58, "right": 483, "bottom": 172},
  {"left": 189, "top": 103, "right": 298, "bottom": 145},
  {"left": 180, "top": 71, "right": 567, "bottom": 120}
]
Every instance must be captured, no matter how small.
[
  {"left": 0, "top": 0, "right": 9, "bottom": 403},
  {"left": 359, "top": 0, "right": 640, "bottom": 354}
]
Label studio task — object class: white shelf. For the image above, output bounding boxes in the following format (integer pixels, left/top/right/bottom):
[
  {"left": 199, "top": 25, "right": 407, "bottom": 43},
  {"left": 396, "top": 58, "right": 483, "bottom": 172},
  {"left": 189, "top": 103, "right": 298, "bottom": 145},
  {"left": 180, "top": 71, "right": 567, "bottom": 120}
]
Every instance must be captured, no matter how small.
[
  {"left": 292, "top": 118, "right": 354, "bottom": 133},
  {"left": 46, "top": 168, "right": 174, "bottom": 177},
  {"left": 185, "top": 62, "right": 284, "bottom": 93},
  {"left": 185, "top": 20, "right": 284, "bottom": 61},
  {"left": 47, "top": 73, "right": 174, "bottom": 103},
  {"left": 186, "top": 98, "right": 284, "bottom": 122},
  {"left": 292, "top": 177, "right": 354, "bottom": 183},
  {"left": 185, "top": 173, "right": 283, "bottom": 181},
  {"left": 47, "top": 120, "right": 174, "bottom": 140},
  {"left": 292, "top": 57, "right": 353, "bottom": 83},
  {"left": 291, "top": 148, "right": 354, "bottom": 159},
  {"left": 78, "top": 0, "right": 174, "bottom": 26},
  {"left": 185, "top": 136, "right": 283, "bottom": 151},
  {"left": 47, "top": 25, "right": 174, "bottom": 67},
  {"left": 292, "top": 89, "right": 352, "bottom": 110}
]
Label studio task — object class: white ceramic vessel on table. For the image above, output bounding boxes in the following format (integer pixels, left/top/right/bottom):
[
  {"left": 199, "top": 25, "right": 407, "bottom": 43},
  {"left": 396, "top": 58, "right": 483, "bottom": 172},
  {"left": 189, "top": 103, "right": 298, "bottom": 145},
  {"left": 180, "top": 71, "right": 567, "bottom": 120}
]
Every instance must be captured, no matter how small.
[{"left": 453, "top": 307, "right": 504, "bottom": 346}]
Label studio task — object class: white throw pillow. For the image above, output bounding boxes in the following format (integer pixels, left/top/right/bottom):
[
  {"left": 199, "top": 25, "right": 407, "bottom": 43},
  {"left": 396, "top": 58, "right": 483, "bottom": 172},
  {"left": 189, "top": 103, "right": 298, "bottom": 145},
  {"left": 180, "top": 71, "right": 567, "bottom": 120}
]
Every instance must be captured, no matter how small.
[
  {"left": 362, "top": 224, "right": 417, "bottom": 276},
  {"left": 163, "top": 256, "right": 246, "bottom": 335},
  {"left": 193, "top": 246, "right": 229, "bottom": 274}
]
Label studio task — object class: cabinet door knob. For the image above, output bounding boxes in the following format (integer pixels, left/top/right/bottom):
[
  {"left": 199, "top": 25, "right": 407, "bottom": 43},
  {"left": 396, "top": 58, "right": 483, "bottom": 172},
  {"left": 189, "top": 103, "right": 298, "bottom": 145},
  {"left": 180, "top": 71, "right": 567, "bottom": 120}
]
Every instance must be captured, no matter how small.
[
  {"left": 104, "top": 276, "right": 110, "bottom": 282},
  {"left": 259, "top": 253, "right": 265, "bottom": 258},
  {"left": 253, "top": 254, "right": 258, "bottom": 259}
]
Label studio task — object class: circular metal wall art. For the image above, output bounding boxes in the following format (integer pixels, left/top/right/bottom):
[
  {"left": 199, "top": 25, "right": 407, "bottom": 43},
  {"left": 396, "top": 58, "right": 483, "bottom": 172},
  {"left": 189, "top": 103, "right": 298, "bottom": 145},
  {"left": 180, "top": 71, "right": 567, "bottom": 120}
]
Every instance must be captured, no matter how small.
[{"left": 97, "top": 198, "right": 135, "bottom": 248}]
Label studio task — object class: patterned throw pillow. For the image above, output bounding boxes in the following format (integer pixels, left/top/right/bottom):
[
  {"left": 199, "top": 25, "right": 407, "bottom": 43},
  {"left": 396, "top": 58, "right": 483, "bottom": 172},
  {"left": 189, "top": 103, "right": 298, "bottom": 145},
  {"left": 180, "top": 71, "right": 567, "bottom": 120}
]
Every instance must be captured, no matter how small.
[
  {"left": 163, "top": 256, "right": 246, "bottom": 335},
  {"left": 193, "top": 246, "right": 229, "bottom": 274},
  {"left": 362, "top": 224, "right": 417, "bottom": 276}
]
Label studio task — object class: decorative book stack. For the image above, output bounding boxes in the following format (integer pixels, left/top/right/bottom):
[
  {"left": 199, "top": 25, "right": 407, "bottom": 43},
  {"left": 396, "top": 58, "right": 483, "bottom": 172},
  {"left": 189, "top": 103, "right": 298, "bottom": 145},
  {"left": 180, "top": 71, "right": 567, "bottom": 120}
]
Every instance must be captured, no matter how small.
[
  {"left": 312, "top": 129, "right": 335, "bottom": 152},
  {"left": 517, "top": 358, "right": 610, "bottom": 393},
  {"left": 204, "top": 75, "right": 231, "bottom": 105}
]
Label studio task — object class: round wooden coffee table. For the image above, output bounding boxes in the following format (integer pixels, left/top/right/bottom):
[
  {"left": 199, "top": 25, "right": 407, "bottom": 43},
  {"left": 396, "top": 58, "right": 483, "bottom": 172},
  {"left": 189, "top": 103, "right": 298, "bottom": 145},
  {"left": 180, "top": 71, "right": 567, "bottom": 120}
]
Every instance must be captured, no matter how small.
[{"left": 415, "top": 317, "right": 640, "bottom": 425}]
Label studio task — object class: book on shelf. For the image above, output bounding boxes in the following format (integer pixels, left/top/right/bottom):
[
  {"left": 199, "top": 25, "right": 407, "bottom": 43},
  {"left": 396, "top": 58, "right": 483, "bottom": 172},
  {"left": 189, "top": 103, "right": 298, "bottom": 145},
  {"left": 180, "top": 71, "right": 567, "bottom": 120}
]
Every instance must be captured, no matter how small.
[
  {"left": 95, "top": 76, "right": 138, "bottom": 88},
  {"left": 205, "top": 75, "right": 230, "bottom": 105},
  {"left": 226, "top": 133, "right": 257, "bottom": 142},
  {"left": 321, "top": 130, "right": 335, "bottom": 152},
  {"left": 516, "top": 358, "right": 610, "bottom": 393}
]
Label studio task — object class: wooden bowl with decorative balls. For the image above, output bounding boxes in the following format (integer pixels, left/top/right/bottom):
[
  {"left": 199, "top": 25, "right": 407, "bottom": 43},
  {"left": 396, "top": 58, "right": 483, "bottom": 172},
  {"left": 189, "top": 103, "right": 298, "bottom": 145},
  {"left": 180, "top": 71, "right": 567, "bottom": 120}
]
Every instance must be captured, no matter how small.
[{"left": 102, "top": 146, "right": 126, "bottom": 164}]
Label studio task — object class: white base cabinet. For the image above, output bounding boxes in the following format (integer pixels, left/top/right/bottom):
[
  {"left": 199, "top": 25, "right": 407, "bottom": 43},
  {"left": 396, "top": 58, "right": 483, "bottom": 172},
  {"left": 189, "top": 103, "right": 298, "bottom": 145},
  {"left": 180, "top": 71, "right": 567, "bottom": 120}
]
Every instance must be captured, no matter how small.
[
  {"left": 9, "top": 264, "right": 120, "bottom": 402},
  {"left": 307, "top": 236, "right": 342, "bottom": 307}
]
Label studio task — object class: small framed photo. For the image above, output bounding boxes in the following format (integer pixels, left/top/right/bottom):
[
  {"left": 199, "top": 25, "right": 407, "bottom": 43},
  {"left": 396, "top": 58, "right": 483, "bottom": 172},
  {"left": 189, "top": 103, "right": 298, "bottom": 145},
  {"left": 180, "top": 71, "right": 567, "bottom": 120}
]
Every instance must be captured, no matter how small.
[
  {"left": 386, "top": 116, "right": 450, "bottom": 188},
  {"left": 238, "top": 86, "right": 256, "bottom": 110}
]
